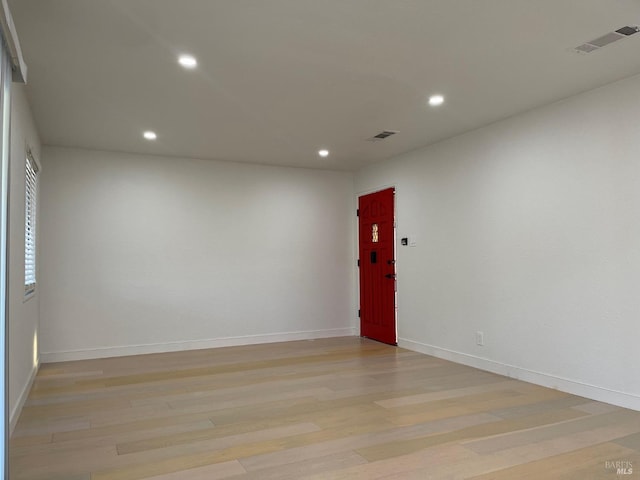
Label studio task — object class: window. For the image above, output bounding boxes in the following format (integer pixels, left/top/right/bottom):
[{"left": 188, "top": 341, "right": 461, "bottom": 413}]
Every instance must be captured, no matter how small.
[{"left": 25, "top": 152, "right": 38, "bottom": 295}]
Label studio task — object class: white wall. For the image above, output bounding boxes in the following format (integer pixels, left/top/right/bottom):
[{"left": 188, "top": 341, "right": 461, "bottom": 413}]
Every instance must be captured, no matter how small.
[
  {"left": 356, "top": 74, "right": 640, "bottom": 410},
  {"left": 40, "top": 147, "right": 356, "bottom": 360},
  {"left": 9, "top": 85, "right": 41, "bottom": 430}
]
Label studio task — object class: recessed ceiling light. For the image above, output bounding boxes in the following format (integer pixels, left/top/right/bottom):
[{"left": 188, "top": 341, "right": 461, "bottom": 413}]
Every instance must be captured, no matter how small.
[
  {"left": 178, "top": 54, "right": 198, "bottom": 69},
  {"left": 318, "top": 149, "right": 329, "bottom": 157},
  {"left": 428, "top": 94, "right": 445, "bottom": 107},
  {"left": 143, "top": 131, "right": 157, "bottom": 140}
]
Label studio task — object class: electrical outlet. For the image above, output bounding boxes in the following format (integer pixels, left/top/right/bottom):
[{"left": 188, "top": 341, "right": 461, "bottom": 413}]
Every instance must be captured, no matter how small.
[{"left": 476, "top": 331, "right": 484, "bottom": 346}]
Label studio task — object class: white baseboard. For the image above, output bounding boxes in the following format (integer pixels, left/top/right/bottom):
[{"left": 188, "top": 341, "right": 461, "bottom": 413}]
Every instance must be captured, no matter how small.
[
  {"left": 399, "top": 338, "right": 640, "bottom": 412},
  {"left": 10, "top": 360, "right": 39, "bottom": 435},
  {"left": 40, "top": 328, "right": 357, "bottom": 363}
]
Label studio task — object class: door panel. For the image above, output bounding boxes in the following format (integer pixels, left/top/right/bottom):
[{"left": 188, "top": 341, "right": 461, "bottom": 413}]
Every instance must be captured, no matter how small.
[{"left": 358, "top": 188, "right": 396, "bottom": 345}]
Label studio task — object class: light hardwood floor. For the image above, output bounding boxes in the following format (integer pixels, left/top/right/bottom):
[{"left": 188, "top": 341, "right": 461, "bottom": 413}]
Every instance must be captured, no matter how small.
[{"left": 10, "top": 337, "right": 640, "bottom": 479}]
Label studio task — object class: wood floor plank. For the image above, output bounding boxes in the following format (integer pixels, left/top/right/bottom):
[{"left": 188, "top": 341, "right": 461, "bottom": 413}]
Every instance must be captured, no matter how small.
[
  {"left": 492, "top": 421, "right": 640, "bottom": 465},
  {"left": 92, "top": 424, "right": 322, "bottom": 480},
  {"left": 142, "top": 460, "right": 246, "bottom": 480},
  {"left": 10, "top": 445, "right": 117, "bottom": 480},
  {"left": 385, "top": 388, "right": 572, "bottom": 427},
  {"left": 355, "top": 408, "right": 588, "bottom": 462},
  {"left": 298, "top": 444, "right": 488, "bottom": 480},
  {"left": 469, "top": 442, "right": 639, "bottom": 480},
  {"left": 569, "top": 400, "right": 622, "bottom": 415},
  {"left": 239, "top": 412, "right": 500, "bottom": 472},
  {"left": 12, "top": 415, "right": 91, "bottom": 437},
  {"left": 613, "top": 431, "right": 640, "bottom": 451},
  {"left": 374, "top": 380, "right": 519, "bottom": 408},
  {"left": 11, "top": 419, "right": 215, "bottom": 459},
  {"left": 234, "top": 451, "right": 368, "bottom": 480},
  {"left": 9, "top": 433, "right": 52, "bottom": 448},
  {"left": 116, "top": 403, "right": 385, "bottom": 455},
  {"left": 463, "top": 409, "right": 640, "bottom": 455}
]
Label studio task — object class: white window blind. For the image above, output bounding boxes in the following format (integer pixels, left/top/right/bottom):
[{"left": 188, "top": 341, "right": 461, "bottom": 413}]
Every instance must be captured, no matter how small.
[{"left": 25, "top": 152, "right": 37, "bottom": 295}]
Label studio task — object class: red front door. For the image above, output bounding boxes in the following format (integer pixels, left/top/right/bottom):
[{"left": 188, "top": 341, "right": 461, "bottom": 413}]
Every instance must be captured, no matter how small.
[{"left": 358, "top": 188, "right": 396, "bottom": 345}]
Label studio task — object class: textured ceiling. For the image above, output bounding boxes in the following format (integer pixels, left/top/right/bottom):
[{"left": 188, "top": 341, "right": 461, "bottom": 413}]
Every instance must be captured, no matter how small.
[{"left": 9, "top": 0, "right": 640, "bottom": 170}]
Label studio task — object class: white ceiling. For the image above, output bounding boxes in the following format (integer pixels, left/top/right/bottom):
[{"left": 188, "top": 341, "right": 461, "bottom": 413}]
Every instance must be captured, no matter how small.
[{"left": 9, "top": 0, "right": 640, "bottom": 171}]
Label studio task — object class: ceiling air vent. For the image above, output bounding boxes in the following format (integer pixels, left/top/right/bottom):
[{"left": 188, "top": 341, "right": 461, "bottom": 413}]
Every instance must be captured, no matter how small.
[
  {"left": 574, "top": 25, "right": 639, "bottom": 54},
  {"left": 616, "top": 26, "right": 640, "bottom": 36},
  {"left": 367, "top": 130, "right": 398, "bottom": 141}
]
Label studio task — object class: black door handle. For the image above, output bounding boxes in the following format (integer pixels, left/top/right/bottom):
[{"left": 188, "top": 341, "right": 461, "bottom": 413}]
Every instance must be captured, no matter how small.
[{"left": 385, "top": 274, "right": 396, "bottom": 279}]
